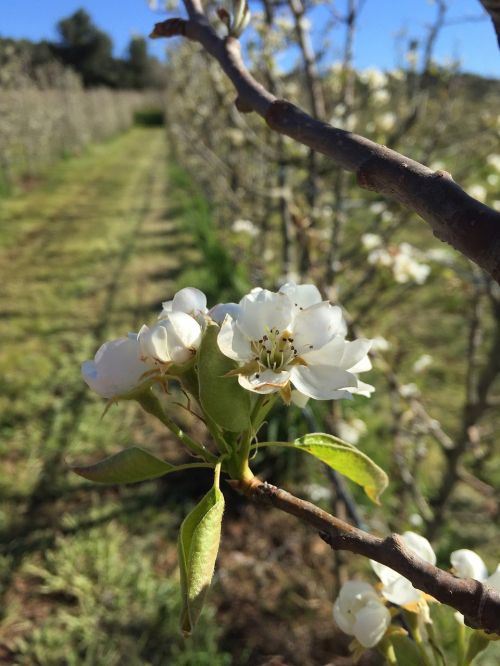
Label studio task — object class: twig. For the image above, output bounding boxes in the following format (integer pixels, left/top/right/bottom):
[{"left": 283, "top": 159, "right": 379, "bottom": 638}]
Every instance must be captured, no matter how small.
[
  {"left": 233, "top": 476, "right": 500, "bottom": 634},
  {"left": 150, "top": 13, "right": 500, "bottom": 283}
]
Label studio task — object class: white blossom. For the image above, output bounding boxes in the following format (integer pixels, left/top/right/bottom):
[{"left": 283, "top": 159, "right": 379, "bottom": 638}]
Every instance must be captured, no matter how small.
[
  {"left": 217, "top": 283, "right": 373, "bottom": 400},
  {"left": 138, "top": 311, "right": 202, "bottom": 365},
  {"left": 371, "top": 532, "right": 436, "bottom": 606},
  {"left": 359, "top": 67, "right": 388, "bottom": 89},
  {"left": 158, "top": 287, "right": 207, "bottom": 323},
  {"left": 361, "top": 233, "right": 382, "bottom": 250},
  {"left": 413, "top": 354, "right": 433, "bottom": 374},
  {"left": 81, "top": 334, "right": 150, "bottom": 399},
  {"left": 450, "top": 549, "right": 488, "bottom": 582},
  {"left": 337, "top": 418, "right": 367, "bottom": 445},
  {"left": 378, "top": 112, "right": 396, "bottom": 131},
  {"left": 232, "top": 219, "right": 259, "bottom": 236},
  {"left": 333, "top": 581, "right": 391, "bottom": 648},
  {"left": 487, "top": 154, "right": 500, "bottom": 172},
  {"left": 371, "top": 336, "right": 390, "bottom": 353},
  {"left": 366, "top": 241, "right": 430, "bottom": 285}
]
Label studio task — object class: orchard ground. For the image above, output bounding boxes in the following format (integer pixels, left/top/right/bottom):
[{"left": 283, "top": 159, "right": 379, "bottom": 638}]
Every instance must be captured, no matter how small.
[{"left": 0, "top": 123, "right": 499, "bottom": 665}]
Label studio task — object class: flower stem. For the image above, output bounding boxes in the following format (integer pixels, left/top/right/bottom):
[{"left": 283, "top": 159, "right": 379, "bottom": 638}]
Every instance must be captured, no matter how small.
[{"left": 137, "top": 389, "right": 218, "bottom": 463}]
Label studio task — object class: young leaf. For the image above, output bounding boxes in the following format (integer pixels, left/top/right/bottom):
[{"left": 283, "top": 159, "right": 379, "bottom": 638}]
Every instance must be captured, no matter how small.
[
  {"left": 178, "top": 478, "right": 225, "bottom": 635},
  {"left": 71, "top": 446, "right": 175, "bottom": 484},
  {"left": 294, "top": 433, "right": 388, "bottom": 503},
  {"left": 197, "top": 324, "right": 251, "bottom": 432},
  {"left": 255, "top": 433, "right": 388, "bottom": 503},
  {"left": 390, "top": 634, "right": 426, "bottom": 666}
]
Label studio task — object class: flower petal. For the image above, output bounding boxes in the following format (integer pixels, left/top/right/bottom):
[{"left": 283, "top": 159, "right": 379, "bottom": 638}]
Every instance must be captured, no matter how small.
[
  {"left": 82, "top": 336, "right": 150, "bottom": 399},
  {"left": 238, "top": 369, "right": 290, "bottom": 394},
  {"left": 353, "top": 600, "right": 391, "bottom": 648},
  {"left": 402, "top": 532, "right": 436, "bottom": 565},
  {"left": 290, "top": 364, "right": 357, "bottom": 400},
  {"left": 138, "top": 323, "right": 170, "bottom": 363},
  {"left": 218, "top": 315, "right": 252, "bottom": 361},
  {"left": 450, "top": 549, "right": 488, "bottom": 581},
  {"left": 209, "top": 302, "right": 241, "bottom": 324},
  {"left": 303, "top": 336, "right": 371, "bottom": 371},
  {"left": 279, "top": 282, "right": 322, "bottom": 309},
  {"left": 172, "top": 287, "right": 207, "bottom": 314},
  {"left": 237, "top": 289, "right": 293, "bottom": 340},
  {"left": 164, "top": 311, "right": 202, "bottom": 363},
  {"left": 292, "top": 302, "right": 344, "bottom": 353}
]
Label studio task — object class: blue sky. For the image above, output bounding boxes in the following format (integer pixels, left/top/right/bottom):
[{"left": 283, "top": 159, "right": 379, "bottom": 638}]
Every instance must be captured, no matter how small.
[{"left": 0, "top": 0, "right": 498, "bottom": 77}]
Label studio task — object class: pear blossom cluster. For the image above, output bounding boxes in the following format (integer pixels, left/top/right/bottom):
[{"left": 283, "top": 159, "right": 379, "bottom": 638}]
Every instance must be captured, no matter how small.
[
  {"left": 334, "top": 531, "right": 500, "bottom": 650},
  {"left": 361, "top": 234, "right": 431, "bottom": 285},
  {"left": 82, "top": 283, "right": 374, "bottom": 405}
]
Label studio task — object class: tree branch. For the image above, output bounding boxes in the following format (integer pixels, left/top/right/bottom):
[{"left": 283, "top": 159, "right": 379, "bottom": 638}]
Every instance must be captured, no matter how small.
[
  {"left": 231, "top": 476, "right": 500, "bottom": 634},
  {"left": 151, "top": 16, "right": 500, "bottom": 283},
  {"left": 479, "top": 0, "right": 500, "bottom": 46}
]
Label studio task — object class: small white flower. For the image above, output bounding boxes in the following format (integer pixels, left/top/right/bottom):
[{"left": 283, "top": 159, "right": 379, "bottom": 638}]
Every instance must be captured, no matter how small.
[
  {"left": 487, "top": 154, "right": 500, "bottom": 172},
  {"left": 217, "top": 283, "right": 373, "bottom": 401},
  {"left": 81, "top": 334, "right": 150, "bottom": 399},
  {"left": 378, "top": 111, "right": 396, "bottom": 131},
  {"left": 138, "top": 311, "right": 202, "bottom": 365},
  {"left": 369, "top": 202, "right": 386, "bottom": 215},
  {"left": 413, "top": 354, "right": 433, "bottom": 374},
  {"left": 337, "top": 418, "right": 367, "bottom": 445},
  {"left": 450, "top": 549, "right": 488, "bottom": 582},
  {"left": 371, "top": 532, "right": 436, "bottom": 606},
  {"left": 399, "top": 382, "right": 420, "bottom": 398},
  {"left": 232, "top": 219, "right": 259, "bottom": 237},
  {"left": 333, "top": 581, "right": 391, "bottom": 648},
  {"left": 362, "top": 233, "right": 382, "bottom": 250},
  {"left": 159, "top": 287, "right": 207, "bottom": 323},
  {"left": 371, "top": 336, "right": 390, "bottom": 353}
]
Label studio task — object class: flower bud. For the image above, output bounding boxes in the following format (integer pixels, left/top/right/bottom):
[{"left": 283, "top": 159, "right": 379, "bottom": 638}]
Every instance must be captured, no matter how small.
[{"left": 81, "top": 334, "right": 149, "bottom": 399}]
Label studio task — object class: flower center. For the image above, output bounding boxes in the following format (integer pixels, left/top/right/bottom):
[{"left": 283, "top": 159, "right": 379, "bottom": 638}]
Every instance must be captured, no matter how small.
[{"left": 251, "top": 327, "right": 297, "bottom": 373}]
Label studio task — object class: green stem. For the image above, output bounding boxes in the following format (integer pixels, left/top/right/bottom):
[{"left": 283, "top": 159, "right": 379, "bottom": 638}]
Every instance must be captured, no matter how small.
[
  {"left": 137, "top": 389, "right": 218, "bottom": 464},
  {"left": 456, "top": 620, "right": 467, "bottom": 666},
  {"left": 214, "top": 461, "right": 222, "bottom": 487},
  {"left": 251, "top": 394, "right": 277, "bottom": 431},
  {"left": 412, "top": 625, "right": 436, "bottom": 666},
  {"left": 378, "top": 639, "right": 397, "bottom": 665}
]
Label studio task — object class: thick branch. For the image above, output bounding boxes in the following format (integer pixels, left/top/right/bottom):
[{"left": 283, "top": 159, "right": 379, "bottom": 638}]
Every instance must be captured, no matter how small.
[
  {"left": 152, "top": 17, "right": 500, "bottom": 283},
  {"left": 480, "top": 0, "right": 500, "bottom": 46},
  {"left": 233, "top": 476, "right": 500, "bottom": 634}
]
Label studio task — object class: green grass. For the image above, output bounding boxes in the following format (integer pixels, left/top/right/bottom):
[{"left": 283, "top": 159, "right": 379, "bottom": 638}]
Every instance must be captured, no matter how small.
[{"left": 0, "top": 126, "right": 230, "bottom": 662}]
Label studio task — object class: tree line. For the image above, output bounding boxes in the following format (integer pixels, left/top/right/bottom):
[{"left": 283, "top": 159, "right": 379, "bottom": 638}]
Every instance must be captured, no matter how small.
[{"left": 0, "top": 8, "right": 164, "bottom": 89}]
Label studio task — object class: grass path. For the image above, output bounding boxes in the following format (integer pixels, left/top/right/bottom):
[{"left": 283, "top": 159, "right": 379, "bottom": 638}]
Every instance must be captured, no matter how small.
[{"left": 0, "top": 127, "right": 202, "bottom": 630}]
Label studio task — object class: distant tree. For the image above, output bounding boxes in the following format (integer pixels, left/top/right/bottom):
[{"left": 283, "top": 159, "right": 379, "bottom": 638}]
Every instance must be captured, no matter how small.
[
  {"left": 50, "top": 9, "right": 118, "bottom": 87},
  {"left": 123, "top": 36, "right": 164, "bottom": 89}
]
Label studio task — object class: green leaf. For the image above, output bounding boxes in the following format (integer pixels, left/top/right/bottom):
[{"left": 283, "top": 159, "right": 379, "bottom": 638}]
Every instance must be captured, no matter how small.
[
  {"left": 197, "top": 324, "right": 251, "bottom": 432},
  {"left": 390, "top": 634, "right": 426, "bottom": 666},
  {"left": 178, "top": 477, "right": 225, "bottom": 635},
  {"left": 257, "top": 433, "right": 388, "bottom": 503},
  {"left": 466, "top": 631, "right": 497, "bottom": 664},
  {"left": 72, "top": 447, "right": 175, "bottom": 484}
]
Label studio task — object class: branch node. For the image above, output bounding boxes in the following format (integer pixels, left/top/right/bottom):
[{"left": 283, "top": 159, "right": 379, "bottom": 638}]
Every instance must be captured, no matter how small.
[
  {"left": 265, "top": 99, "right": 295, "bottom": 130},
  {"left": 234, "top": 96, "right": 253, "bottom": 113},
  {"left": 433, "top": 169, "right": 454, "bottom": 181}
]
